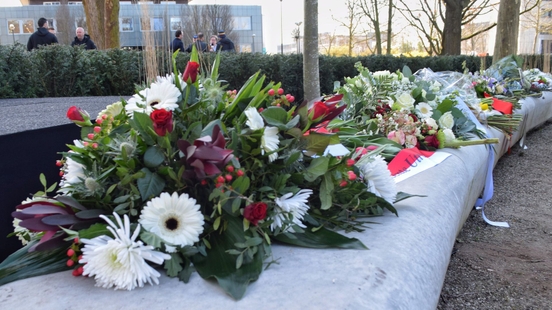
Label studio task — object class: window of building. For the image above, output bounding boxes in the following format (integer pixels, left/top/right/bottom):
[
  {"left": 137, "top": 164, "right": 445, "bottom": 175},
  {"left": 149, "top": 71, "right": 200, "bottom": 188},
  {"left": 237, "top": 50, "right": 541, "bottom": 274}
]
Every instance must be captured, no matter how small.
[
  {"left": 233, "top": 16, "right": 251, "bottom": 30},
  {"left": 120, "top": 17, "right": 134, "bottom": 32},
  {"left": 43, "top": 2, "right": 61, "bottom": 5},
  {"left": 170, "top": 17, "right": 181, "bottom": 31},
  {"left": 7, "top": 19, "right": 35, "bottom": 34},
  {"left": 46, "top": 18, "right": 56, "bottom": 30},
  {"left": 140, "top": 17, "right": 163, "bottom": 31}
]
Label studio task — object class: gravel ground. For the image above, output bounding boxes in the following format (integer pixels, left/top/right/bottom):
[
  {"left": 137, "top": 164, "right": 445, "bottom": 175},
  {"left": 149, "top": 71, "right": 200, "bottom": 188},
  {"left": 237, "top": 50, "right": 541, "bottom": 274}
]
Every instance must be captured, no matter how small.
[{"left": 438, "top": 121, "right": 552, "bottom": 309}]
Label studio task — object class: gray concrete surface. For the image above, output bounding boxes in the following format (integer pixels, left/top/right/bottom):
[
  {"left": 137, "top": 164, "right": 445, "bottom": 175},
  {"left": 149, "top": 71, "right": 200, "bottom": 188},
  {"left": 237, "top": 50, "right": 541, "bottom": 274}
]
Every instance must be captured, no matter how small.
[{"left": 0, "top": 96, "right": 127, "bottom": 135}]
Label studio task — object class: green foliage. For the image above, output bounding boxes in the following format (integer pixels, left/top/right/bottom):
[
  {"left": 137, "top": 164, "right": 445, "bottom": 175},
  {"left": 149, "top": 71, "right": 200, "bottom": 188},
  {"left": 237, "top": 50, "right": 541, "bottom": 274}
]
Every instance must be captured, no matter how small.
[{"left": 0, "top": 44, "right": 501, "bottom": 100}]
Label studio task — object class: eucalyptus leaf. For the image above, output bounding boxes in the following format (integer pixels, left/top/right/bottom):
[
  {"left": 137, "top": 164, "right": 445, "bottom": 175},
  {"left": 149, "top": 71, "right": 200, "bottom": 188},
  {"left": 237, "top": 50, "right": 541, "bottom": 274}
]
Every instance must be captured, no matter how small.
[
  {"left": 144, "top": 146, "right": 165, "bottom": 168},
  {"left": 137, "top": 168, "right": 166, "bottom": 201}
]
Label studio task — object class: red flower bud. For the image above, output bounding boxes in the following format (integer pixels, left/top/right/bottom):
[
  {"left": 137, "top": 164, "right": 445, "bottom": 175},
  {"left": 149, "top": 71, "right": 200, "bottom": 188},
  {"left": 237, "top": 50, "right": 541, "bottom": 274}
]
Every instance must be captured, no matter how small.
[
  {"left": 67, "top": 249, "right": 75, "bottom": 257},
  {"left": 339, "top": 180, "right": 348, "bottom": 187},
  {"left": 66, "top": 106, "right": 92, "bottom": 127},
  {"left": 67, "top": 259, "right": 74, "bottom": 267},
  {"left": 277, "top": 88, "right": 284, "bottom": 95},
  {"left": 93, "top": 126, "right": 101, "bottom": 133},
  {"left": 226, "top": 165, "right": 235, "bottom": 173},
  {"left": 288, "top": 95, "right": 295, "bottom": 103},
  {"left": 183, "top": 61, "right": 200, "bottom": 84},
  {"left": 236, "top": 169, "right": 244, "bottom": 177},
  {"left": 225, "top": 174, "right": 233, "bottom": 182},
  {"left": 268, "top": 89, "right": 275, "bottom": 96},
  {"left": 346, "top": 159, "right": 355, "bottom": 167},
  {"left": 87, "top": 133, "right": 95, "bottom": 140}
]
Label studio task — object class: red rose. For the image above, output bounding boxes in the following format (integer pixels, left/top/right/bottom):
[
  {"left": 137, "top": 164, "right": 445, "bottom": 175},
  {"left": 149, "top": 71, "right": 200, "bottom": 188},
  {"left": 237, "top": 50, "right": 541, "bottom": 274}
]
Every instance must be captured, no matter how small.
[
  {"left": 183, "top": 61, "right": 200, "bottom": 84},
  {"left": 150, "top": 109, "right": 173, "bottom": 136},
  {"left": 243, "top": 202, "right": 267, "bottom": 226},
  {"left": 309, "top": 101, "right": 331, "bottom": 121},
  {"left": 66, "top": 106, "right": 92, "bottom": 127}
]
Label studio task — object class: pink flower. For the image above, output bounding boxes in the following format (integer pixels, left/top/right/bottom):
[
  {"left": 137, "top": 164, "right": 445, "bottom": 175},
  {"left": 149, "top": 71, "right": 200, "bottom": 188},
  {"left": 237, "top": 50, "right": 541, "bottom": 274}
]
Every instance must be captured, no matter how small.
[{"left": 387, "top": 130, "right": 406, "bottom": 145}]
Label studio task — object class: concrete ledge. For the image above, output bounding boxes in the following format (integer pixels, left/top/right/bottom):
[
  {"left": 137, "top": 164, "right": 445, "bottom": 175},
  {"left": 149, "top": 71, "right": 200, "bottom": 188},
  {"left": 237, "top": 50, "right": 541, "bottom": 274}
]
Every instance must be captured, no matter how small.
[{"left": 1, "top": 93, "right": 551, "bottom": 309}]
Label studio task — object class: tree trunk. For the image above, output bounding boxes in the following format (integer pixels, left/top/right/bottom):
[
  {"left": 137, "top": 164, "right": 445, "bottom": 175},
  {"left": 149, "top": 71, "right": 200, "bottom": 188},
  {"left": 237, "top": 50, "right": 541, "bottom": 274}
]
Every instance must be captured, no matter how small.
[
  {"left": 442, "top": 0, "right": 464, "bottom": 55},
  {"left": 303, "top": 0, "right": 320, "bottom": 101},
  {"left": 82, "top": 0, "right": 120, "bottom": 49},
  {"left": 493, "top": 0, "right": 522, "bottom": 63},
  {"left": 386, "top": 0, "right": 392, "bottom": 54},
  {"left": 104, "top": 0, "right": 120, "bottom": 49}
]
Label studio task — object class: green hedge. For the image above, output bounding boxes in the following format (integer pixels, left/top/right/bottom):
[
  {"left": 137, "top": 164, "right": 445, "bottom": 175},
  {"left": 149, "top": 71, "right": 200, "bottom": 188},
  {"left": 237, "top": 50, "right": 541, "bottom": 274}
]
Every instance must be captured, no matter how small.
[{"left": 2, "top": 43, "right": 548, "bottom": 101}]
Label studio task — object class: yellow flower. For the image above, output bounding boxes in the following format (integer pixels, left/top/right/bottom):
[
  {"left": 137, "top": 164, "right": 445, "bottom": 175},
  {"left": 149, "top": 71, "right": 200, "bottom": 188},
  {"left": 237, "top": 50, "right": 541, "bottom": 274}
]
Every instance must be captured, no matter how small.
[{"left": 480, "top": 103, "right": 489, "bottom": 111}]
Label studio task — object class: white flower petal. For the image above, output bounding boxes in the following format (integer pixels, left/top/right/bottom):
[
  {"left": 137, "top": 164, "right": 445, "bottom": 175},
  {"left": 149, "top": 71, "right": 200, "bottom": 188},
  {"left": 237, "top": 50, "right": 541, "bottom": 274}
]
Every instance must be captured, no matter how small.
[
  {"left": 139, "top": 192, "right": 205, "bottom": 247},
  {"left": 358, "top": 155, "right": 397, "bottom": 204},
  {"left": 262, "top": 126, "right": 279, "bottom": 162},
  {"left": 80, "top": 213, "right": 170, "bottom": 291},
  {"left": 245, "top": 107, "right": 264, "bottom": 130},
  {"left": 271, "top": 189, "right": 313, "bottom": 232}
]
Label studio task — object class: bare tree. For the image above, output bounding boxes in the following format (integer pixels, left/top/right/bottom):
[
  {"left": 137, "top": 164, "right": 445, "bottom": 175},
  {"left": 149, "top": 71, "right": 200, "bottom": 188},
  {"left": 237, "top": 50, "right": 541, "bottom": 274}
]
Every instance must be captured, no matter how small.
[
  {"left": 396, "top": 0, "right": 497, "bottom": 55},
  {"left": 182, "top": 5, "right": 237, "bottom": 49},
  {"left": 319, "top": 32, "right": 338, "bottom": 55},
  {"left": 461, "top": 21, "right": 490, "bottom": 54},
  {"left": 493, "top": 0, "right": 522, "bottom": 62},
  {"left": 357, "top": 0, "right": 388, "bottom": 55},
  {"left": 332, "top": 0, "right": 361, "bottom": 56},
  {"left": 55, "top": 4, "right": 75, "bottom": 45},
  {"left": 304, "top": 0, "right": 320, "bottom": 101},
  {"left": 520, "top": 0, "right": 552, "bottom": 53}
]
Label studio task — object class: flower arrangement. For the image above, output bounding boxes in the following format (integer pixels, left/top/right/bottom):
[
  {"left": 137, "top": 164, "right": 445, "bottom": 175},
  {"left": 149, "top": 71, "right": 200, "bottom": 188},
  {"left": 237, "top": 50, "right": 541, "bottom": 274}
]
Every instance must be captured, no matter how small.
[
  {"left": 338, "top": 62, "right": 499, "bottom": 151},
  {"left": 1, "top": 49, "right": 415, "bottom": 299}
]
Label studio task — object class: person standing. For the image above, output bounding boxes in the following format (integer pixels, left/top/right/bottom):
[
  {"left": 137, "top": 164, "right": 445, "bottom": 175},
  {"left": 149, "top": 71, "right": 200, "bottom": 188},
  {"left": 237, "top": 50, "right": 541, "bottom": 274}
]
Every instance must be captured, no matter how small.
[
  {"left": 171, "top": 30, "right": 185, "bottom": 53},
  {"left": 27, "top": 17, "right": 58, "bottom": 51},
  {"left": 208, "top": 35, "right": 218, "bottom": 52},
  {"left": 186, "top": 32, "right": 207, "bottom": 53},
  {"left": 71, "top": 27, "right": 97, "bottom": 50},
  {"left": 217, "top": 30, "right": 235, "bottom": 52}
]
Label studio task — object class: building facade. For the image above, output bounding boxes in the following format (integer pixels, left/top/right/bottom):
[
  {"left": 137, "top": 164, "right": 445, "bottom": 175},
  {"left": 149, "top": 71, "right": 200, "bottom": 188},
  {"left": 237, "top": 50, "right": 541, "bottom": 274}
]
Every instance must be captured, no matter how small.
[{"left": 0, "top": 1, "right": 263, "bottom": 52}]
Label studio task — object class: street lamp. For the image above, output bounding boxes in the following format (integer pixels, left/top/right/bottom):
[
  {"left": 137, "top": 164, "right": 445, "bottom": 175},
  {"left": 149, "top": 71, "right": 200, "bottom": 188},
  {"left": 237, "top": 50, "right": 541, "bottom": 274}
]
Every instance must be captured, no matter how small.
[
  {"left": 295, "top": 21, "right": 302, "bottom": 54},
  {"left": 9, "top": 24, "right": 16, "bottom": 44},
  {"left": 280, "top": 0, "right": 283, "bottom": 54},
  {"left": 252, "top": 34, "right": 256, "bottom": 53}
]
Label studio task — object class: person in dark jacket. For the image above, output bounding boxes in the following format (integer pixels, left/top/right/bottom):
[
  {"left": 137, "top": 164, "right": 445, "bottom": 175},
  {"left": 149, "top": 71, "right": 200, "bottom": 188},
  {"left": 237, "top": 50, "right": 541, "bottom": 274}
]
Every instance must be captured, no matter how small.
[
  {"left": 217, "top": 30, "right": 235, "bottom": 52},
  {"left": 186, "top": 32, "right": 208, "bottom": 53},
  {"left": 71, "top": 27, "right": 97, "bottom": 50},
  {"left": 171, "top": 30, "right": 185, "bottom": 53},
  {"left": 27, "top": 17, "right": 58, "bottom": 51}
]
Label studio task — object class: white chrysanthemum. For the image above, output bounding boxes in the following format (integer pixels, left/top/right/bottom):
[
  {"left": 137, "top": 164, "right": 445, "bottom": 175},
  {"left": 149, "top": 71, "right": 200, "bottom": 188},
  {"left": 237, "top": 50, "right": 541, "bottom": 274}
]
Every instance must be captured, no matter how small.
[
  {"left": 59, "top": 157, "right": 86, "bottom": 193},
  {"left": 372, "top": 70, "right": 391, "bottom": 79},
  {"left": 139, "top": 192, "right": 204, "bottom": 247},
  {"left": 438, "top": 111, "right": 455, "bottom": 129},
  {"left": 262, "top": 126, "right": 280, "bottom": 162},
  {"left": 125, "top": 80, "right": 180, "bottom": 116},
  {"left": 416, "top": 102, "right": 433, "bottom": 119},
  {"left": 357, "top": 155, "right": 397, "bottom": 204},
  {"left": 245, "top": 107, "right": 264, "bottom": 130},
  {"left": 80, "top": 213, "right": 170, "bottom": 291},
  {"left": 271, "top": 189, "right": 313, "bottom": 232}
]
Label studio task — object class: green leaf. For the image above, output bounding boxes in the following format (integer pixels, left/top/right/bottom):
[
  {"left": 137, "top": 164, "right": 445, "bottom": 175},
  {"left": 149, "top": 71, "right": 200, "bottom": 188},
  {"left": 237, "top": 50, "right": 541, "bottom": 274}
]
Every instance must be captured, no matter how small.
[
  {"left": 129, "top": 112, "right": 155, "bottom": 145},
  {"left": 137, "top": 168, "right": 166, "bottom": 201},
  {"left": 231, "top": 176, "right": 250, "bottom": 194},
  {"left": 304, "top": 157, "right": 329, "bottom": 182},
  {"left": 144, "top": 146, "right": 165, "bottom": 168},
  {"left": 273, "top": 226, "right": 368, "bottom": 249},
  {"left": 436, "top": 98, "right": 454, "bottom": 114},
  {"left": 320, "top": 174, "right": 334, "bottom": 210},
  {"left": 165, "top": 253, "right": 183, "bottom": 277},
  {"left": 261, "top": 107, "right": 288, "bottom": 128},
  {"left": 304, "top": 132, "right": 339, "bottom": 155},
  {"left": 0, "top": 241, "right": 69, "bottom": 286},
  {"left": 192, "top": 216, "right": 265, "bottom": 300},
  {"left": 77, "top": 223, "right": 111, "bottom": 239},
  {"left": 39, "top": 173, "right": 47, "bottom": 187},
  {"left": 140, "top": 231, "right": 164, "bottom": 248},
  {"left": 402, "top": 65, "right": 413, "bottom": 77}
]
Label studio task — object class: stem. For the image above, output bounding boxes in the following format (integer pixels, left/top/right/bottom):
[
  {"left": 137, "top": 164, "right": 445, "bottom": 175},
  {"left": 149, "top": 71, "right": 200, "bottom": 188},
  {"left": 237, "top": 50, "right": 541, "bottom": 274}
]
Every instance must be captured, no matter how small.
[{"left": 441, "top": 138, "right": 499, "bottom": 149}]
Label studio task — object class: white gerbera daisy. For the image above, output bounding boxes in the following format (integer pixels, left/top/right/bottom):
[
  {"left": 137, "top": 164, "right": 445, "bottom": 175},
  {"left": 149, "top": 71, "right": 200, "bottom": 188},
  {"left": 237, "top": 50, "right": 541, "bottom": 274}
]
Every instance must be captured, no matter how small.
[
  {"left": 262, "top": 126, "right": 280, "bottom": 162},
  {"left": 271, "top": 189, "right": 313, "bottom": 232},
  {"left": 416, "top": 102, "right": 433, "bottom": 119},
  {"left": 357, "top": 155, "right": 397, "bottom": 204},
  {"left": 58, "top": 157, "right": 86, "bottom": 193},
  {"left": 97, "top": 101, "right": 124, "bottom": 120},
  {"left": 125, "top": 80, "right": 181, "bottom": 116},
  {"left": 245, "top": 107, "right": 264, "bottom": 130},
  {"left": 139, "top": 192, "right": 204, "bottom": 247},
  {"left": 80, "top": 213, "right": 170, "bottom": 291}
]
